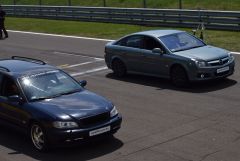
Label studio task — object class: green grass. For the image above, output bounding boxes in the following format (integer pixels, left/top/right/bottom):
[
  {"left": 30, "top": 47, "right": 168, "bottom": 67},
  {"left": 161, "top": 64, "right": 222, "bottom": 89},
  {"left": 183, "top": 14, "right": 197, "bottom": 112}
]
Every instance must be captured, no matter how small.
[
  {"left": 1, "top": 0, "right": 240, "bottom": 10},
  {"left": 5, "top": 17, "right": 240, "bottom": 52}
]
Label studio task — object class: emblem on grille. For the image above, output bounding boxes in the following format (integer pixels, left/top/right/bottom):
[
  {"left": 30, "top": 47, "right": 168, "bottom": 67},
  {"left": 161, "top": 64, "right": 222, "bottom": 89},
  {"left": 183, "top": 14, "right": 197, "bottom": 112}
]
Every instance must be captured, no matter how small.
[{"left": 219, "top": 59, "right": 223, "bottom": 65}]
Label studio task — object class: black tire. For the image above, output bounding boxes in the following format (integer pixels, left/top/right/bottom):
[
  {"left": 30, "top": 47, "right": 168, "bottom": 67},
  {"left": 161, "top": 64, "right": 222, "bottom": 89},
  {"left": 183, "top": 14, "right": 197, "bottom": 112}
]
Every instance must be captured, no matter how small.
[
  {"left": 170, "top": 65, "right": 188, "bottom": 87},
  {"left": 30, "top": 122, "right": 49, "bottom": 152},
  {"left": 112, "top": 59, "right": 127, "bottom": 77}
]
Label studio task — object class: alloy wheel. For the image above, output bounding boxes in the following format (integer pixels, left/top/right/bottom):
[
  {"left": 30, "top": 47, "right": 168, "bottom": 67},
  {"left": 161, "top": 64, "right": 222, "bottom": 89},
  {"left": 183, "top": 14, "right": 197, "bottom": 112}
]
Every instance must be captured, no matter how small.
[
  {"left": 31, "top": 124, "right": 46, "bottom": 151},
  {"left": 112, "top": 60, "right": 126, "bottom": 77},
  {"left": 171, "top": 66, "right": 188, "bottom": 87}
]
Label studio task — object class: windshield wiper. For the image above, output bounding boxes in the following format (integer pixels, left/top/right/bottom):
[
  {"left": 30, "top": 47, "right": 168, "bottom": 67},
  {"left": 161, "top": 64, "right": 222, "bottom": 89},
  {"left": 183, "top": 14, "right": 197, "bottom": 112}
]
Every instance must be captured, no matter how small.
[
  {"left": 173, "top": 45, "right": 205, "bottom": 52},
  {"left": 30, "top": 89, "right": 81, "bottom": 102},
  {"left": 30, "top": 97, "right": 49, "bottom": 102},
  {"left": 189, "top": 45, "right": 205, "bottom": 49},
  {"left": 30, "top": 94, "right": 62, "bottom": 102},
  {"left": 60, "top": 89, "right": 81, "bottom": 96}
]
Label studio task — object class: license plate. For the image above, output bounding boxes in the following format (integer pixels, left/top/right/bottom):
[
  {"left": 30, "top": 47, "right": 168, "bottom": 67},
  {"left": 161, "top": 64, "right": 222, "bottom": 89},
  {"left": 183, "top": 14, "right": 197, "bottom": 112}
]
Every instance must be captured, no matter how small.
[
  {"left": 89, "top": 126, "right": 111, "bottom": 137},
  {"left": 217, "top": 66, "right": 229, "bottom": 73}
]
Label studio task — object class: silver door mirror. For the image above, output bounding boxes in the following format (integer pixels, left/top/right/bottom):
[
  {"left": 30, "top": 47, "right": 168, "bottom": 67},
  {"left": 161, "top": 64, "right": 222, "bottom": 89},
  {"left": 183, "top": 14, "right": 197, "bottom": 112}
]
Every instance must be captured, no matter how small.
[{"left": 152, "top": 48, "right": 164, "bottom": 54}]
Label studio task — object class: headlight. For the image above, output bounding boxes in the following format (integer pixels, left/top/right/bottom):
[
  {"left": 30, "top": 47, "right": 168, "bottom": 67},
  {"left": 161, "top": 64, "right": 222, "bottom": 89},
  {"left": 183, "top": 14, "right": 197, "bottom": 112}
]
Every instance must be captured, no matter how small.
[
  {"left": 191, "top": 59, "right": 207, "bottom": 68},
  {"left": 110, "top": 106, "right": 118, "bottom": 117},
  {"left": 53, "top": 121, "right": 78, "bottom": 129},
  {"left": 228, "top": 53, "right": 234, "bottom": 62},
  {"left": 196, "top": 61, "right": 207, "bottom": 68}
]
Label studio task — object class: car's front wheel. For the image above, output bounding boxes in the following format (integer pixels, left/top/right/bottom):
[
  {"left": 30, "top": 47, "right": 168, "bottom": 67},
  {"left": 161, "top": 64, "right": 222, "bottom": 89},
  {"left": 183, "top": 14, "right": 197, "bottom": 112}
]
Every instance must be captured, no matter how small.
[
  {"left": 112, "top": 59, "right": 127, "bottom": 77},
  {"left": 170, "top": 65, "right": 189, "bottom": 87},
  {"left": 30, "top": 123, "right": 48, "bottom": 152}
]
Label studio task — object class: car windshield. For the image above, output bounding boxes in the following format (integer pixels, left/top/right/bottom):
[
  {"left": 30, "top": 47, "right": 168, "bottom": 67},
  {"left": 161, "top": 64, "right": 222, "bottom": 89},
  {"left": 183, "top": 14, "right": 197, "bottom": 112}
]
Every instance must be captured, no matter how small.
[
  {"left": 19, "top": 70, "right": 82, "bottom": 102},
  {"left": 159, "top": 32, "right": 205, "bottom": 52}
]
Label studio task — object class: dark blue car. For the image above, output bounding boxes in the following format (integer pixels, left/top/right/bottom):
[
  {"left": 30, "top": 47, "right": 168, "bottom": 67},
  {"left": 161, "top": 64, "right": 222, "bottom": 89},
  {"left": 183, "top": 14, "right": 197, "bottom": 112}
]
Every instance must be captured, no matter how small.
[{"left": 0, "top": 56, "right": 122, "bottom": 151}]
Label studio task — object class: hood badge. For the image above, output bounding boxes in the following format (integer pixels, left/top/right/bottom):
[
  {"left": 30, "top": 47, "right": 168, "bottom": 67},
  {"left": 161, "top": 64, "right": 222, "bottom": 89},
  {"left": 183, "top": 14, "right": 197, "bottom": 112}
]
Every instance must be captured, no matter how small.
[{"left": 219, "top": 59, "right": 223, "bottom": 65}]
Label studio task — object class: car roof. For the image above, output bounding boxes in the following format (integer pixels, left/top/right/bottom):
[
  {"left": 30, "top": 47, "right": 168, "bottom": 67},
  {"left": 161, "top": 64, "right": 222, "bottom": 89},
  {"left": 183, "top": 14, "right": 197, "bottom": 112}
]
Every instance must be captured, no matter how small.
[
  {"left": 133, "top": 29, "right": 184, "bottom": 38},
  {"left": 0, "top": 58, "right": 56, "bottom": 78}
]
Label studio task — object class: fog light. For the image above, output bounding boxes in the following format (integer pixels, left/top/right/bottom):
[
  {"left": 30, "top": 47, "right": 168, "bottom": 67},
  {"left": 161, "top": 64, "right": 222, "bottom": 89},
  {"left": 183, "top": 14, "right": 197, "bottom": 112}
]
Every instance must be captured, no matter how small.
[
  {"left": 201, "top": 74, "right": 205, "bottom": 78},
  {"left": 65, "top": 139, "right": 71, "bottom": 142},
  {"left": 74, "top": 137, "right": 84, "bottom": 141}
]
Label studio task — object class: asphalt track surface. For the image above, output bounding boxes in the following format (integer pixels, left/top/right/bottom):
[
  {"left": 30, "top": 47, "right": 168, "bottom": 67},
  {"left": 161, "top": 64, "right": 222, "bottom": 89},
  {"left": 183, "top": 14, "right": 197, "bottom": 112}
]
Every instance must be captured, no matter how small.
[{"left": 0, "top": 31, "right": 240, "bottom": 161}]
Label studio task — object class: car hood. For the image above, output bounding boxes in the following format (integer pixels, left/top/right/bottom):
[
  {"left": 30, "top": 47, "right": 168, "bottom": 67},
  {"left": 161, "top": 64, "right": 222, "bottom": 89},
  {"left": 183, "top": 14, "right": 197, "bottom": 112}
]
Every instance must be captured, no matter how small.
[
  {"left": 30, "top": 90, "right": 112, "bottom": 120},
  {"left": 174, "top": 45, "right": 229, "bottom": 61}
]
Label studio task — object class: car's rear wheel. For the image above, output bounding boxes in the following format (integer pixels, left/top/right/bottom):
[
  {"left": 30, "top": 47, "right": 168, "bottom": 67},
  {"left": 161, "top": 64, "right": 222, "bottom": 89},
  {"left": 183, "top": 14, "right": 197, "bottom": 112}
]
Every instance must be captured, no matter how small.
[
  {"left": 30, "top": 123, "right": 48, "bottom": 152},
  {"left": 112, "top": 59, "right": 126, "bottom": 77},
  {"left": 170, "top": 65, "right": 188, "bottom": 87}
]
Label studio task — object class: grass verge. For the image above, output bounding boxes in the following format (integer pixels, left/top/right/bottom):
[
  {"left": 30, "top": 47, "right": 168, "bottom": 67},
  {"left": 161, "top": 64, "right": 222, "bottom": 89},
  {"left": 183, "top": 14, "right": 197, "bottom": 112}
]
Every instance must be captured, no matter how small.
[{"left": 5, "top": 17, "right": 240, "bottom": 52}]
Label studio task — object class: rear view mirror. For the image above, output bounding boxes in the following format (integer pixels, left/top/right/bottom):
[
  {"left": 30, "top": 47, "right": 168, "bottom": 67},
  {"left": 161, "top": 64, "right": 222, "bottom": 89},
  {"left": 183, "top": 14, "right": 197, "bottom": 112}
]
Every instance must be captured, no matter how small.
[
  {"left": 152, "top": 48, "right": 164, "bottom": 54},
  {"left": 79, "top": 80, "right": 87, "bottom": 87}
]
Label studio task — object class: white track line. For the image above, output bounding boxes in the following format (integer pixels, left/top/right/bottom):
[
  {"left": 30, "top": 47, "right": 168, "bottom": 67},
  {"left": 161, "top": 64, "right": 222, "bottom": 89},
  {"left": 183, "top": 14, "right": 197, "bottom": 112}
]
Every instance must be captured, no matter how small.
[
  {"left": 53, "top": 51, "right": 104, "bottom": 60},
  {"left": 8, "top": 30, "right": 114, "bottom": 42},
  {"left": 231, "top": 52, "right": 240, "bottom": 55},
  {"left": 61, "top": 59, "right": 104, "bottom": 69},
  {"left": 70, "top": 66, "right": 108, "bottom": 77},
  {"left": 8, "top": 30, "right": 240, "bottom": 54}
]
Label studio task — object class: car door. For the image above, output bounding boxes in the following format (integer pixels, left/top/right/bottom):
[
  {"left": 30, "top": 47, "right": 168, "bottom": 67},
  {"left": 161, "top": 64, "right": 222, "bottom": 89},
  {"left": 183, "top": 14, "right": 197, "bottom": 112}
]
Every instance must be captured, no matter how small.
[
  {"left": 0, "top": 75, "right": 30, "bottom": 128},
  {"left": 140, "top": 36, "right": 172, "bottom": 77},
  {"left": 0, "top": 73, "right": 5, "bottom": 120},
  {"left": 116, "top": 35, "right": 146, "bottom": 72}
]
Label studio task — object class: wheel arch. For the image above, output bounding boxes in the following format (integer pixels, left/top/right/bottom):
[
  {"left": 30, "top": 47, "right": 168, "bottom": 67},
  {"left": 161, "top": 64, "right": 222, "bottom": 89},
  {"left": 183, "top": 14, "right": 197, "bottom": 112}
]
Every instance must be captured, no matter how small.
[
  {"left": 27, "top": 119, "right": 40, "bottom": 130},
  {"left": 169, "top": 63, "right": 189, "bottom": 78},
  {"left": 110, "top": 56, "right": 126, "bottom": 69}
]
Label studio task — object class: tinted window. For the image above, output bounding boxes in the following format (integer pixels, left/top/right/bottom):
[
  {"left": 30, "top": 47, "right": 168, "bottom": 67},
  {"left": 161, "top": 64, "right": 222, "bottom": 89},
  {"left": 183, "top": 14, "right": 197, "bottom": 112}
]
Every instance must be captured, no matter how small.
[
  {"left": 159, "top": 32, "right": 205, "bottom": 52},
  {"left": 143, "top": 36, "right": 163, "bottom": 51},
  {"left": 1, "top": 76, "right": 20, "bottom": 97},
  {"left": 126, "top": 36, "right": 144, "bottom": 48},
  {"left": 119, "top": 36, "right": 144, "bottom": 49},
  {"left": 115, "top": 37, "right": 127, "bottom": 46}
]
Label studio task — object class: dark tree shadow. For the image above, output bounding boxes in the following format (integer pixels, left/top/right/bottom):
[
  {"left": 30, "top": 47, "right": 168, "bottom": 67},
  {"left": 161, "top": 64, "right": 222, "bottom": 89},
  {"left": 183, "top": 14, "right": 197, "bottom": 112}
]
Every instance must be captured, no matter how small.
[
  {"left": 106, "top": 73, "right": 237, "bottom": 93},
  {"left": 0, "top": 122, "right": 123, "bottom": 161}
]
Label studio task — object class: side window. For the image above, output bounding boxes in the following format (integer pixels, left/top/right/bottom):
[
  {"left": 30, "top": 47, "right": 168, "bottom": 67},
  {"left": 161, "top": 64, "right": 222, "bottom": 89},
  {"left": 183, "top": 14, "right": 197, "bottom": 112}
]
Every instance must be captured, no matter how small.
[
  {"left": 115, "top": 37, "right": 127, "bottom": 46},
  {"left": 143, "top": 36, "right": 164, "bottom": 51},
  {"left": 125, "top": 36, "right": 144, "bottom": 49},
  {"left": 1, "top": 77, "right": 20, "bottom": 97}
]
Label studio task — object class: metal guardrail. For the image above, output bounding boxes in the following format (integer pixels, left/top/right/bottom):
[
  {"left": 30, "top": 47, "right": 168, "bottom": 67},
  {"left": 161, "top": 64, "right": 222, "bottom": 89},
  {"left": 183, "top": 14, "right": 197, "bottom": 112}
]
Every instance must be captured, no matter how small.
[{"left": 2, "top": 5, "right": 240, "bottom": 31}]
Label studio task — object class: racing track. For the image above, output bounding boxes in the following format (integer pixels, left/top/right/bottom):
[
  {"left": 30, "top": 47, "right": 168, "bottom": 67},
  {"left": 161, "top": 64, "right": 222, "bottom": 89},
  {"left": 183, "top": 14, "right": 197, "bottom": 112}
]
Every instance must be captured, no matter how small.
[{"left": 0, "top": 31, "right": 239, "bottom": 161}]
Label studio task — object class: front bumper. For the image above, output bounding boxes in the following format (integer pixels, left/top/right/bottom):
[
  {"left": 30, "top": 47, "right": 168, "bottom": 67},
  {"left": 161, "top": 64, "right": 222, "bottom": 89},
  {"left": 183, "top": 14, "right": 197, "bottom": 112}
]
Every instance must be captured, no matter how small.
[
  {"left": 188, "top": 60, "right": 235, "bottom": 81},
  {"left": 46, "top": 114, "right": 122, "bottom": 145}
]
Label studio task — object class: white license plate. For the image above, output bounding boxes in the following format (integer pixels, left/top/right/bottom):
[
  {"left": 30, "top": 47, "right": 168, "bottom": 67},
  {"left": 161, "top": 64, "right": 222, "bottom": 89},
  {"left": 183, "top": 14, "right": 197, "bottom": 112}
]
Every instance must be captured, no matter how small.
[
  {"left": 89, "top": 126, "right": 111, "bottom": 137},
  {"left": 217, "top": 66, "right": 229, "bottom": 73}
]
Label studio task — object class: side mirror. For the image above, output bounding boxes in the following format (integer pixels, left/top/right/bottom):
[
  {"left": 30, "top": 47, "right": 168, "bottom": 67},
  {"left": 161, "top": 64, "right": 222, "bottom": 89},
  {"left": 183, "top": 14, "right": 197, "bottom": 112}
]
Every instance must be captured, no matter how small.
[
  {"left": 79, "top": 80, "right": 87, "bottom": 87},
  {"left": 152, "top": 48, "right": 164, "bottom": 54},
  {"left": 8, "top": 95, "right": 23, "bottom": 103}
]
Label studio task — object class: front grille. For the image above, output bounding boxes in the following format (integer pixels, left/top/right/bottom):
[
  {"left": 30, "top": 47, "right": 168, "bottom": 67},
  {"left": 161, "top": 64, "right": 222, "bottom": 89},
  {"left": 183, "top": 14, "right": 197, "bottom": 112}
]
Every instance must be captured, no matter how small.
[
  {"left": 208, "top": 57, "right": 229, "bottom": 66},
  {"left": 79, "top": 112, "right": 110, "bottom": 127}
]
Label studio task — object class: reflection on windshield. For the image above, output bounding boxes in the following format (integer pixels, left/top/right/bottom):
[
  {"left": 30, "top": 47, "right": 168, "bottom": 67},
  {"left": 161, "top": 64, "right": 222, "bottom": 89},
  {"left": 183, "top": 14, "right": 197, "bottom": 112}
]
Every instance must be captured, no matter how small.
[
  {"left": 159, "top": 32, "right": 205, "bottom": 52},
  {"left": 19, "top": 70, "right": 82, "bottom": 101}
]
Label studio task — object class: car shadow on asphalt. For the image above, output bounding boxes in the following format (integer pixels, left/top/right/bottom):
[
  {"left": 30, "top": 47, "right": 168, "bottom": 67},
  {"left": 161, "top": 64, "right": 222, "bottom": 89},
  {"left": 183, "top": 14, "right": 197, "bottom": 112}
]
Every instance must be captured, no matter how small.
[
  {"left": 106, "top": 73, "right": 238, "bottom": 93},
  {"left": 0, "top": 122, "right": 123, "bottom": 161}
]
